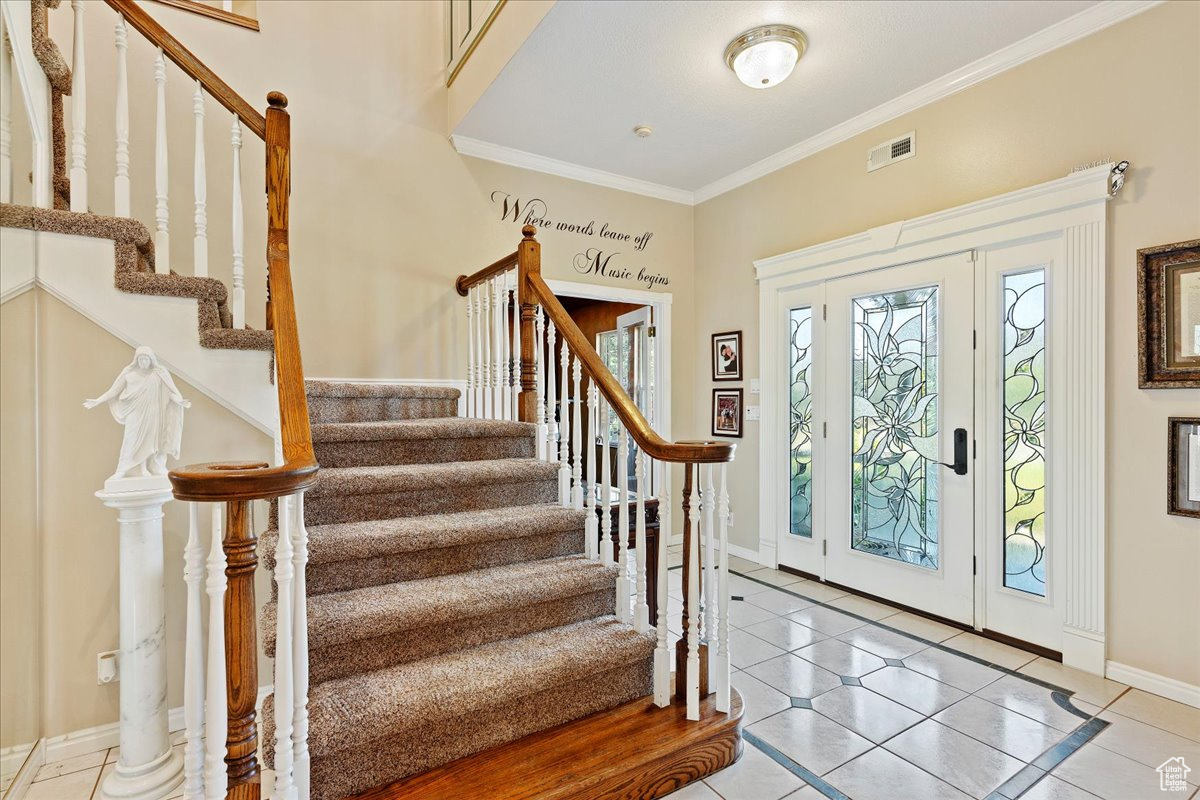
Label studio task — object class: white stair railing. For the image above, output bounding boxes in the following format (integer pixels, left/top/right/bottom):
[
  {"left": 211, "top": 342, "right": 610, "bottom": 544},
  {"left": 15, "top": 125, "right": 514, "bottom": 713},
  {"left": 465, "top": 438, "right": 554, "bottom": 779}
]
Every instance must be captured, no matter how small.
[
  {"left": 558, "top": 342, "right": 571, "bottom": 503},
  {"left": 68, "top": 0, "right": 86, "bottom": 211},
  {"left": 113, "top": 17, "right": 130, "bottom": 215},
  {"left": 153, "top": 48, "right": 169, "bottom": 274},
  {"left": 191, "top": 81, "right": 207, "bottom": 277}
]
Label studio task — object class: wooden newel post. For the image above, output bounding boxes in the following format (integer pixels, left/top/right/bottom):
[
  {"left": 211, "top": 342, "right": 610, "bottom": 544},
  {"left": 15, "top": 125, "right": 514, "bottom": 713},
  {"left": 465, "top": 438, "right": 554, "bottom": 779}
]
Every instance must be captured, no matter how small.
[
  {"left": 264, "top": 91, "right": 289, "bottom": 333},
  {"left": 516, "top": 225, "right": 540, "bottom": 424},
  {"left": 676, "top": 464, "right": 709, "bottom": 700},
  {"left": 223, "top": 500, "right": 260, "bottom": 797}
]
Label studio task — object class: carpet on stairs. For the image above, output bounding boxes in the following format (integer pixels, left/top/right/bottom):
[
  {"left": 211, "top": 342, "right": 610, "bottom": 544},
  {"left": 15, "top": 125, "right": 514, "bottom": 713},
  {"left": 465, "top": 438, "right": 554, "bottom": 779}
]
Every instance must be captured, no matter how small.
[{"left": 261, "top": 381, "right": 653, "bottom": 800}]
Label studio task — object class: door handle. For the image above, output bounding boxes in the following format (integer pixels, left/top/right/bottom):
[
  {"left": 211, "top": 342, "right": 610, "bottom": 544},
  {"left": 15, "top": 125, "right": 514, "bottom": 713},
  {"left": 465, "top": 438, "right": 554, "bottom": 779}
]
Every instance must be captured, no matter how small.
[{"left": 939, "top": 428, "right": 969, "bottom": 476}]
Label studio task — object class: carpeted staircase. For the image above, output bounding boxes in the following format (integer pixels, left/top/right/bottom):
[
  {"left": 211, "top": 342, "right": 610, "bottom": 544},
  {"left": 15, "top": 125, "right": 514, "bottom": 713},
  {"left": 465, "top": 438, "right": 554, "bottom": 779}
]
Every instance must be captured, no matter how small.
[{"left": 261, "top": 380, "right": 655, "bottom": 800}]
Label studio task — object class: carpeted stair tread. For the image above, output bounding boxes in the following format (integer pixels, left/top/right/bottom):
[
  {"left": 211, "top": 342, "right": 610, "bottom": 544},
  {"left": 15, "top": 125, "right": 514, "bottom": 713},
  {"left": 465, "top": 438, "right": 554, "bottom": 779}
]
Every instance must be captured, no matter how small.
[
  {"left": 311, "top": 417, "right": 534, "bottom": 442},
  {"left": 270, "top": 616, "right": 655, "bottom": 759},
  {"left": 308, "top": 457, "right": 558, "bottom": 497},
  {"left": 306, "top": 380, "right": 460, "bottom": 400},
  {"left": 261, "top": 503, "right": 585, "bottom": 569},
  {"left": 262, "top": 554, "right": 617, "bottom": 653}
]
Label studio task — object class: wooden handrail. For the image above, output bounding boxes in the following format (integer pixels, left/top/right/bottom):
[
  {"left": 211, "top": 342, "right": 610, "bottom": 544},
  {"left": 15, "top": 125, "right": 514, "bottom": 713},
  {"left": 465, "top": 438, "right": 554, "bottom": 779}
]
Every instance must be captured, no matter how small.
[
  {"left": 526, "top": 272, "right": 734, "bottom": 465},
  {"left": 103, "top": 0, "right": 267, "bottom": 140},
  {"left": 455, "top": 251, "right": 518, "bottom": 296},
  {"left": 169, "top": 92, "right": 316, "bottom": 502}
]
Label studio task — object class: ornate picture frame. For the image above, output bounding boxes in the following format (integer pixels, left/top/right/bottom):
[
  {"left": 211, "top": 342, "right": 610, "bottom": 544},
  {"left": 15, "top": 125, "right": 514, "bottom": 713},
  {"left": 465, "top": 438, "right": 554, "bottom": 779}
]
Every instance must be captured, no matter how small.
[
  {"left": 1137, "top": 239, "right": 1200, "bottom": 388},
  {"left": 1168, "top": 417, "right": 1200, "bottom": 518},
  {"left": 712, "top": 388, "right": 743, "bottom": 438},
  {"left": 712, "top": 330, "right": 743, "bottom": 381}
]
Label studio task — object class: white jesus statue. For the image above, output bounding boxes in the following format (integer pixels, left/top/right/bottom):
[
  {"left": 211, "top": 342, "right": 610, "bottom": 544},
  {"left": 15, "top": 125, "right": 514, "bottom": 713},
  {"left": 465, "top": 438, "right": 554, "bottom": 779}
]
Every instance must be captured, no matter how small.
[{"left": 85, "top": 346, "right": 191, "bottom": 480}]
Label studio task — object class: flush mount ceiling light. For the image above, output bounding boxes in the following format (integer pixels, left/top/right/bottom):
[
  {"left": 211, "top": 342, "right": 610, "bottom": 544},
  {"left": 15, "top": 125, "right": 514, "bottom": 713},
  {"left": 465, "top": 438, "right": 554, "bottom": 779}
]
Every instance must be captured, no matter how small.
[{"left": 724, "top": 24, "right": 808, "bottom": 89}]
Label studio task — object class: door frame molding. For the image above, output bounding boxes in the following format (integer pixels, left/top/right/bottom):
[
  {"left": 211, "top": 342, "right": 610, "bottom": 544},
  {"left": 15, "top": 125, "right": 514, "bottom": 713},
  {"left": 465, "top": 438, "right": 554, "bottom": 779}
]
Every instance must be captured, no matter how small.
[{"left": 754, "top": 163, "right": 1118, "bottom": 674}]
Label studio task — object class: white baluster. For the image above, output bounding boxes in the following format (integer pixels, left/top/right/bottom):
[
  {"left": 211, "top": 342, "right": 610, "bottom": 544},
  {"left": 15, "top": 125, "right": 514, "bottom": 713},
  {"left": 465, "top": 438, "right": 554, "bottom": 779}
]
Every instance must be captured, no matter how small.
[
  {"left": 634, "top": 448, "right": 649, "bottom": 633},
  {"left": 653, "top": 453, "right": 671, "bottom": 707},
  {"left": 703, "top": 463, "right": 717, "bottom": 687},
  {"left": 229, "top": 117, "right": 244, "bottom": 327},
  {"left": 546, "top": 319, "right": 559, "bottom": 462},
  {"left": 509, "top": 281, "right": 520, "bottom": 418},
  {"left": 203, "top": 506, "right": 227, "bottom": 800},
  {"left": 291, "top": 492, "right": 311, "bottom": 800},
  {"left": 182, "top": 504, "right": 205, "bottom": 799},
  {"left": 272, "top": 494, "right": 297, "bottom": 800},
  {"left": 584, "top": 380, "right": 598, "bottom": 560},
  {"left": 1, "top": 14, "right": 13, "bottom": 204},
  {"left": 68, "top": 0, "right": 87, "bottom": 211},
  {"left": 686, "top": 464, "right": 701, "bottom": 721},
  {"left": 715, "top": 464, "right": 731, "bottom": 714},
  {"left": 113, "top": 19, "right": 130, "bottom": 216},
  {"left": 599, "top": 397, "right": 612, "bottom": 567},
  {"left": 465, "top": 285, "right": 476, "bottom": 418},
  {"left": 470, "top": 283, "right": 484, "bottom": 419},
  {"left": 616, "top": 424, "right": 630, "bottom": 623},
  {"left": 492, "top": 275, "right": 504, "bottom": 419},
  {"left": 571, "top": 356, "right": 583, "bottom": 509},
  {"left": 153, "top": 49, "right": 169, "bottom": 274},
  {"left": 192, "top": 83, "right": 207, "bottom": 277},
  {"left": 558, "top": 344, "right": 571, "bottom": 504},
  {"left": 500, "top": 275, "right": 511, "bottom": 420},
  {"left": 534, "top": 309, "right": 547, "bottom": 458}
]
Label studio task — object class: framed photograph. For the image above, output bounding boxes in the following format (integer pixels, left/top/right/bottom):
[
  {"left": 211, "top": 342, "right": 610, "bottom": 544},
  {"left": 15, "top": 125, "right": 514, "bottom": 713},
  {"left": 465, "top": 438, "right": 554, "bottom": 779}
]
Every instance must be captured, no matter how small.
[
  {"left": 1137, "top": 239, "right": 1200, "bottom": 388},
  {"left": 1168, "top": 417, "right": 1200, "bottom": 518},
  {"left": 712, "top": 388, "right": 743, "bottom": 438},
  {"left": 712, "top": 330, "right": 742, "bottom": 381}
]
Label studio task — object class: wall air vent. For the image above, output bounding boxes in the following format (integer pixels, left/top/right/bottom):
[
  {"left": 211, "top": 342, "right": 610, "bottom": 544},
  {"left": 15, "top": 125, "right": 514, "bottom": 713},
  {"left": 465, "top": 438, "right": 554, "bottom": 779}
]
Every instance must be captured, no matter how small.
[{"left": 867, "top": 131, "right": 916, "bottom": 172}]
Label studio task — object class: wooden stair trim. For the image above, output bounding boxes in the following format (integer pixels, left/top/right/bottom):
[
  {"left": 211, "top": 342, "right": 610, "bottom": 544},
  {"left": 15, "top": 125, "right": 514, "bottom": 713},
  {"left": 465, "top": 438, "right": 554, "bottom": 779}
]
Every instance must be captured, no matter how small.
[{"left": 350, "top": 689, "right": 744, "bottom": 800}]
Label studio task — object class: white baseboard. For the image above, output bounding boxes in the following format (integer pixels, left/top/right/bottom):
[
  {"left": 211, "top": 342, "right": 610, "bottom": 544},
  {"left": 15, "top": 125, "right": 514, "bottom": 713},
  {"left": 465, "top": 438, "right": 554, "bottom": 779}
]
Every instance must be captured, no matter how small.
[
  {"left": 44, "top": 685, "right": 274, "bottom": 763},
  {"left": 726, "top": 542, "right": 761, "bottom": 564},
  {"left": 1106, "top": 661, "right": 1200, "bottom": 709},
  {"left": 1, "top": 738, "right": 44, "bottom": 800}
]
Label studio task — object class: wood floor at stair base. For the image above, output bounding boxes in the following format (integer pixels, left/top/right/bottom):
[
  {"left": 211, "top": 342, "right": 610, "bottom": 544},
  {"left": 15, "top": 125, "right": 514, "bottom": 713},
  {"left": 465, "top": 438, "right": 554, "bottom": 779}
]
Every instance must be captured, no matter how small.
[{"left": 352, "top": 689, "right": 744, "bottom": 800}]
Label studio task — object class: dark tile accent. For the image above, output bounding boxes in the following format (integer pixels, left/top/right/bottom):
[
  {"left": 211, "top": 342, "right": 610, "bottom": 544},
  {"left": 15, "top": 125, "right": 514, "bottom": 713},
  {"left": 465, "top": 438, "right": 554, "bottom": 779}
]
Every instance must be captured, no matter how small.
[
  {"left": 840, "top": 676, "right": 862, "bottom": 686},
  {"left": 884, "top": 657, "right": 905, "bottom": 667},
  {"left": 790, "top": 697, "right": 813, "bottom": 709},
  {"left": 1030, "top": 718, "right": 1111, "bottom": 772},
  {"left": 743, "top": 730, "right": 852, "bottom": 800},
  {"left": 1051, "top": 691, "right": 1095, "bottom": 721},
  {"left": 732, "top": 595, "right": 744, "bottom": 602},
  {"left": 990, "top": 764, "right": 1047, "bottom": 799}
]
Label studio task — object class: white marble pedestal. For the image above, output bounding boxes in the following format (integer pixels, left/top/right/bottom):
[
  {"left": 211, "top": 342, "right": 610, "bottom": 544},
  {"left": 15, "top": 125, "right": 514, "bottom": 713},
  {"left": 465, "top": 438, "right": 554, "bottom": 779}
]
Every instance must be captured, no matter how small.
[{"left": 96, "top": 476, "right": 184, "bottom": 800}]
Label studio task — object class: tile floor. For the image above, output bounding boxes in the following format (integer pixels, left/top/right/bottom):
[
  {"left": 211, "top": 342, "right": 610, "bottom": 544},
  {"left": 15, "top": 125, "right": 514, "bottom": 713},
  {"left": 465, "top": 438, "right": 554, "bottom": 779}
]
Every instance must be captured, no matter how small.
[
  {"left": 667, "top": 558, "right": 1200, "bottom": 800},
  {"left": 16, "top": 557, "right": 1199, "bottom": 800}
]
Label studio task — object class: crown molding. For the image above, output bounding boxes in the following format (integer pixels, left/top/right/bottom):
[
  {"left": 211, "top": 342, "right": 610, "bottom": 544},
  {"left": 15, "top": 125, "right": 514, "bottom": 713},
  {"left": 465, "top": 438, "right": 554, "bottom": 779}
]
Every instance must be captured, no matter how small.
[
  {"left": 693, "top": 0, "right": 1160, "bottom": 202},
  {"left": 451, "top": 135, "right": 695, "bottom": 205},
  {"left": 451, "top": 1, "right": 1159, "bottom": 207}
]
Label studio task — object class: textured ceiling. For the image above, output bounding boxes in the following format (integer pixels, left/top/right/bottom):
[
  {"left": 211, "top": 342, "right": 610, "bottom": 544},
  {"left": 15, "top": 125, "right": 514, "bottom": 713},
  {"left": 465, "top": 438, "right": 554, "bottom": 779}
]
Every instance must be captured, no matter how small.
[{"left": 455, "top": 0, "right": 1097, "bottom": 192}]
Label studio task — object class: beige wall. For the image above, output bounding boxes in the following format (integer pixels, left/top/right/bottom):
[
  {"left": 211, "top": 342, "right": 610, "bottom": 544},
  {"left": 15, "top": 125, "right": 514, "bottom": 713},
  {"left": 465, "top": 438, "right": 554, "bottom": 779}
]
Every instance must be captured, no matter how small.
[
  {"left": 1, "top": 291, "right": 41, "bottom": 753},
  {"left": 691, "top": 2, "right": 1200, "bottom": 686}
]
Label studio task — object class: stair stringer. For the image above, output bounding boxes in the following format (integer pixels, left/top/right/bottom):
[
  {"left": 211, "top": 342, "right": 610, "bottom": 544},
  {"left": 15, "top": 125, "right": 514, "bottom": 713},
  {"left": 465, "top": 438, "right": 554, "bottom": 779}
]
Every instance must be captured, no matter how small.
[{"left": 7, "top": 226, "right": 275, "bottom": 433}]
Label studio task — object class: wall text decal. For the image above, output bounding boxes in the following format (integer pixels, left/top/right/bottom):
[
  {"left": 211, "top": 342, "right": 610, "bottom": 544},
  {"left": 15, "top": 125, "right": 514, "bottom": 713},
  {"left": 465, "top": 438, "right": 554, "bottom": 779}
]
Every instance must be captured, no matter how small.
[{"left": 491, "top": 190, "right": 669, "bottom": 290}]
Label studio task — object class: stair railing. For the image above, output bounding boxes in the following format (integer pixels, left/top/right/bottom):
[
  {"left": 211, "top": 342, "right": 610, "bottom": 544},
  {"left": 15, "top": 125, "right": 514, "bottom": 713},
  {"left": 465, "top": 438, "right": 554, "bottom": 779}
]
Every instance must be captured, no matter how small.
[
  {"left": 456, "top": 226, "right": 735, "bottom": 721},
  {"left": 34, "top": 2, "right": 317, "bottom": 798}
]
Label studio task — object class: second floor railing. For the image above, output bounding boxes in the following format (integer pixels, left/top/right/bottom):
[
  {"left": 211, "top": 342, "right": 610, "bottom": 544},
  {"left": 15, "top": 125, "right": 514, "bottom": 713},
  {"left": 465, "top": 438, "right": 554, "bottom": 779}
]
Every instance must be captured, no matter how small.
[{"left": 456, "top": 226, "right": 736, "bottom": 721}]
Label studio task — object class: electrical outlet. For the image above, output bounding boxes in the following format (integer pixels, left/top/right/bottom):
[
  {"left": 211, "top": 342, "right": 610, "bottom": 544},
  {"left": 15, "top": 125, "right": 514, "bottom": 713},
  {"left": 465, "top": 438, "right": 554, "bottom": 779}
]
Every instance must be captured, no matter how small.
[{"left": 97, "top": 650, "right": 119, "bottom": 685}]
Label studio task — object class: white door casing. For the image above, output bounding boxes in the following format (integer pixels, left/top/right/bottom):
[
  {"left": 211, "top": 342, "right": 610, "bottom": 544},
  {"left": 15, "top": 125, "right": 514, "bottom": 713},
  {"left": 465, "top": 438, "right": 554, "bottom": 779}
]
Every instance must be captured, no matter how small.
[{"left": 756, "top": 164, "right": 1115, "bottom": 674}]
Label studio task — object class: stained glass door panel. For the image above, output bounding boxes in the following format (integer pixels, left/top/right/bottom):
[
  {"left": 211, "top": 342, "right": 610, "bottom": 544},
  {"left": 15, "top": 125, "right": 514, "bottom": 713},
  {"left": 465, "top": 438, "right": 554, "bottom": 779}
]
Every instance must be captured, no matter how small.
[
  {"left": 851, "top": 287, "right": 940, "bottom": 567},
  {"left": 825, "top": 253, "right": 976, "bottom": 624},
  {"left": 790, "top": 307, "right": 815, "bottom": 538}
]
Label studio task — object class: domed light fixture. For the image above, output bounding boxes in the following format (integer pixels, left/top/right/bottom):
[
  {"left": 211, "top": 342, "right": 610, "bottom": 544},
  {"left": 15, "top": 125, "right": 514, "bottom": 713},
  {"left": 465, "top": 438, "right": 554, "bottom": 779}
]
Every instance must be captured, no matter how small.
[{"left": 724, "top": 25, "right": 808, "bottom": 89}]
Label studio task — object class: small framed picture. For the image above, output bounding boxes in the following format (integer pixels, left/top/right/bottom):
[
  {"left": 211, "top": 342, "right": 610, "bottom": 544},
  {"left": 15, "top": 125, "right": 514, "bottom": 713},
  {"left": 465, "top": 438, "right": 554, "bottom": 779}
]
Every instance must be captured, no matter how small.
[
  {"left": 1168, "top": 417, "right": 1200, "bottom": 518},
  {"left": 712, "top": 388, "right": 743, "bottom": 438},
  {"left": 712, "top": 330, "right": 742, "bottom": 381},
  {"left": 1137, "top": 239, "right": 1200, "bottom": 388}
]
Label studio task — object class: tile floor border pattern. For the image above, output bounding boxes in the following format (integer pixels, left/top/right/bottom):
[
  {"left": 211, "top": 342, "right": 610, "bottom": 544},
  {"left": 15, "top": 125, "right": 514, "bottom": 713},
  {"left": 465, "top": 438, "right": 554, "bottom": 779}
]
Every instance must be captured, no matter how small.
[{"left": 718, "top": 568, "right": 1116, "bottom": 800}]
